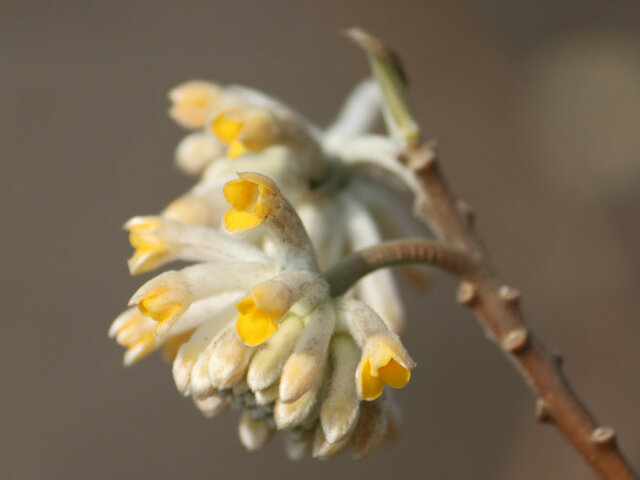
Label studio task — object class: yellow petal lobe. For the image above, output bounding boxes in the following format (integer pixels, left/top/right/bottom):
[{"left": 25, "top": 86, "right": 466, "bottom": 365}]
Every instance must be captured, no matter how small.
[
  {"left": 222, "top": 179, "right": 274, "bottom": 232},
  {"left": 360, "top": 358, "right": 385, "bottom": 401},
  {"left": 212, "top": 111, "right": 244, "bottom": 143},
  {"left": 223, "top": 209, "right": 262, "bottom": 231},
  {"left": 227, "top": 139, "right": 248, "bottom": 159},
  {"left": 138, "top": 290, "right": 182, "bottom": 324},
  {"left": 235, "top": 297, "right": 279, "bottom": 346},
  {"left": 378, "top": 358, "right": 410, "bottom": 389},
  {"left": 223, "top": 179, "right": 258, "bottom": 210}
]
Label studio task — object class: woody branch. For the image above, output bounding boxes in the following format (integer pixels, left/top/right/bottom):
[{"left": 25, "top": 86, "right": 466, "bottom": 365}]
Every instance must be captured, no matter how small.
[{"left": 346, "top": 28, "right": 638, "bottom": 480}]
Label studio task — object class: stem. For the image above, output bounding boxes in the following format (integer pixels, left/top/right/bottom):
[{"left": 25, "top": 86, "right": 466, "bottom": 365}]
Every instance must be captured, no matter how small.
[
  {"left": 323, "top": 239, "right": 478, "bottom": 296},
  {"left": 404, "top": 144, "right": 637, "bottom": 480},
  {"left": 349, "top": 28, "right": 638, "bottom": 479},
  {"left": 326, "top": 233, "right": 636, "bottom": 480}
]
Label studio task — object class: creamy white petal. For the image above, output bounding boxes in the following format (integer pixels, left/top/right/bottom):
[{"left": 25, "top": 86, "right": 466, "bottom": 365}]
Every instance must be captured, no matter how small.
[
  {"left": 348, "top": 177, "right": 422, "bottom": 238},
  {"left": 129, "top": 262, "right": 277, "bottom": 337},
  {"left": 164, "top": 292, "right": 245, "bottom": 337},
  {"left": 283, "top": 431, "right": 314, "bottom": 461},
  {"left": 336, "top": 297, "right": 390, "bottom": 347},
  {"left": 238, "top": 411, "right": 275, "bottom": 451},
  {"left": 320, "top": 334, "right": 360, "bottom": 444},
  {"left": 254, "top": 383, "right": 280, "bottom": 405},
  {"left": 109, "top": 307, "right": 148, "bottom": 339},
  {"left": 172, "top": 301, "right": 237, "bottom": 395},
  {"left": 125, "top": 215, "right": 271, "bottom": 274},
  {"left": 312, "top": 427, "right": 351, "bottom": 459},
  {"left": 296, "top": 197, "right": 346, "bottom": 271},
  {"left": 175, "top": 130, "right": 225, "bottom": 175},
  {"left": 279, "top": 301, "right": 335, "bottom": 403},
  {"left": 323, "top": 78, "right": 381, "bottom": 153},
  {"left": 274, "top": 388, "right": 320, "bottom": 430},
  {"left": 193, "top": 394, "right": 229, "bottom": 418},
  {"left": 339, "top": 191, "right": 406, "bottom": 333},
  {"left": 338, "top": 134, "right": 416, "bottom": 189},
  {"left": 247, "top": 315, "right": 304, "bottom": 391},
  {"left": 208, "top": 327, "right": 254, "bottom": 389}
]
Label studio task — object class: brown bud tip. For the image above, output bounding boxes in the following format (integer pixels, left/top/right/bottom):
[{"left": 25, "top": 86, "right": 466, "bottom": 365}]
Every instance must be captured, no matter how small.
[
  {"left": 535, "top": 399, "right": 551, "bottom": 423},
  {"left": 457, "top": 281, "right": 478, "bottom": 306},
  {"left": 499, "top": 285, "right": 521, "bottom": 305},
  {"left": 501, "top": 328, "right": 530, "bottom": 354},
  {"left": 591, "top": 426, "right": 616, "bottom": 446}
]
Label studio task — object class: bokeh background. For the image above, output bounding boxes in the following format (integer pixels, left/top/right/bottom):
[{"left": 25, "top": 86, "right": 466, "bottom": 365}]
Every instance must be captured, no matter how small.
[{"left": 3, "top": 1, "right": 640, "bottom": 479}]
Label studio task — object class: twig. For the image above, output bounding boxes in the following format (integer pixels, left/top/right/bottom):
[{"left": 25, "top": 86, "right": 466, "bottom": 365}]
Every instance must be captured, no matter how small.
[
  {"left": 403, "top": 139, "right": 638, "bottom": 480},
  {"left": 347, "top": 28, "right": 639, "bottom": 480}
]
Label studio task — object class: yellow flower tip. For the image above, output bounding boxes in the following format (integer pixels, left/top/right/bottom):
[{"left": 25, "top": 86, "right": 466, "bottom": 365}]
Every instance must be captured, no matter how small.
[
  {"left": 357, "top": 336, "right": 414, "bottom": 400},
  {"left": 222, "top": 177, "right": 277, "bottom": 232},
  {"left": 235, "top": 296, "right": 280, "bottom": 346},
  {"left": 358, "top": 358, "right": 385, "bottom": 401},
  {"left": 138, "top": 288, "right": 183, "bottom": 325},
  {"left": 211, "top": 109, "right": 245, "bottom": 143},
  {"left": 125, "top": 219, "right": 169, "bottom": 275},
  {"left": 223, "top": 179, "right": 259, "bottom": 210},
  {"left": 168, "top": 81, "right": 222, "bottom": 130},
  {"left": 211, "top": 108, "right": 278, "bottom": 158},
  {"left": 378, "top": 358, "right": 411, "bottom": 388},
  {"left": 227, "top": 139, "right": 248, "bottom": 159}
]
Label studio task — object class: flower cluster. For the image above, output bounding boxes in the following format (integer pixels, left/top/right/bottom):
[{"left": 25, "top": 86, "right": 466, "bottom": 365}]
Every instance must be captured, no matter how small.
[
  {"left": 111, "top": 173, "right": 415, "bottom": 458},
  {"left": 158, "top": 78, "right": 423, "bottom": 334}
]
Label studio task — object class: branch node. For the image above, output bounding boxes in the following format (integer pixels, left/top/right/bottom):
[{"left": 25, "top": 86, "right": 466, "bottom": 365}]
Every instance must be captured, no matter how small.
[
  {"left": 406, "top": 143, "right": 437, "bottom": 172},
  {"left": 535, "top": 398, "right": 551, "bottom": 423},
  {"left": 501, "top": 327, "right": 530, "bottom": 354},
  {"left": 591, "top": 427, "right": 617, "bottom": 447},
  {"left": 498, "top": 285, "right": 521, "bottom": 305},
  {"left": 456, "top": 281, "right": 478, "bottom": 306},
  {"left": 552, "top": 352, "right": 564, "bottom": 367}
]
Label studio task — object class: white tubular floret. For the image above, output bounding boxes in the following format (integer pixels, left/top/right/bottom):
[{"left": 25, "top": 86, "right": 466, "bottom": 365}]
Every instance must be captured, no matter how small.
[
  {"left": 247, "top": 315, "right": 305, "bottom": 391},
  {"left": 174, "top": 130, "right": 225, "bottom": 175},
  {"left": 124, "top": 215, "right": 271, "bottom": 275},
  {"left": 320, "top": 334, "right": 361, "bottom": 444},
  {"left": 238, "top": 411, "right": 275, "bottom": 451},
  {"left": 209, "top": 104, "right": 325, "bottom": 180},
  {"left": 323, "top": 78, "right": 381, "bottom": 153},
  {"left": 207, "top": 327, "right": 254, "bottom": 390},
  {"left": 234, "top": 271, "right": 328, "bottom": 347},
  {"left": 223, "top": 172, "right": 318, "bottom": 271},
  {"left": 172, "top": 301, "right": 238, "bottom": 396},
  {"left": 338, "top": 298, "right": 415, "bottom": 401},
  {"left": 339, "top": 191, "right": 406, "bottom": 334},
  {"left": 337, "top": 134, "right": 416, "bottom": 190},
  {"left": 129, "top": 262, "right": 278, "bottom": 336},
  {"left": 279, "top": 301, "right": 335, "bottom": 404}
]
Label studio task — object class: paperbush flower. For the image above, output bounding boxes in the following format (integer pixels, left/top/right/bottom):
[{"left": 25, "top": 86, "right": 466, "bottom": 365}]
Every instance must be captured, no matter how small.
[
  {"left": 156, "top": 78, "right": 426, "bottom": 334},
  {"left": 110, "top": 173, "right": 415, "bottom": 458}
]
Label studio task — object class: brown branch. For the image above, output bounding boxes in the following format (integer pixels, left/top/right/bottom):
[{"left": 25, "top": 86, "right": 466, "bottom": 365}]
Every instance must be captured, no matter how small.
[
  {"left": 348, "top": 27, "right": 638, "bottom": 479},
  {"left": 323, "top": 238, "right": 479, "bottom": 296},
  {"left": 402, "top": 144, "right": 638, "bottom": 480}
]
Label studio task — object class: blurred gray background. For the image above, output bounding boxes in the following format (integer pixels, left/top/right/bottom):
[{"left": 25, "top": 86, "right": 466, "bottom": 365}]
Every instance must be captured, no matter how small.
[{"left": 2, "top": 1, "right": 640, "bottom": 479}]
